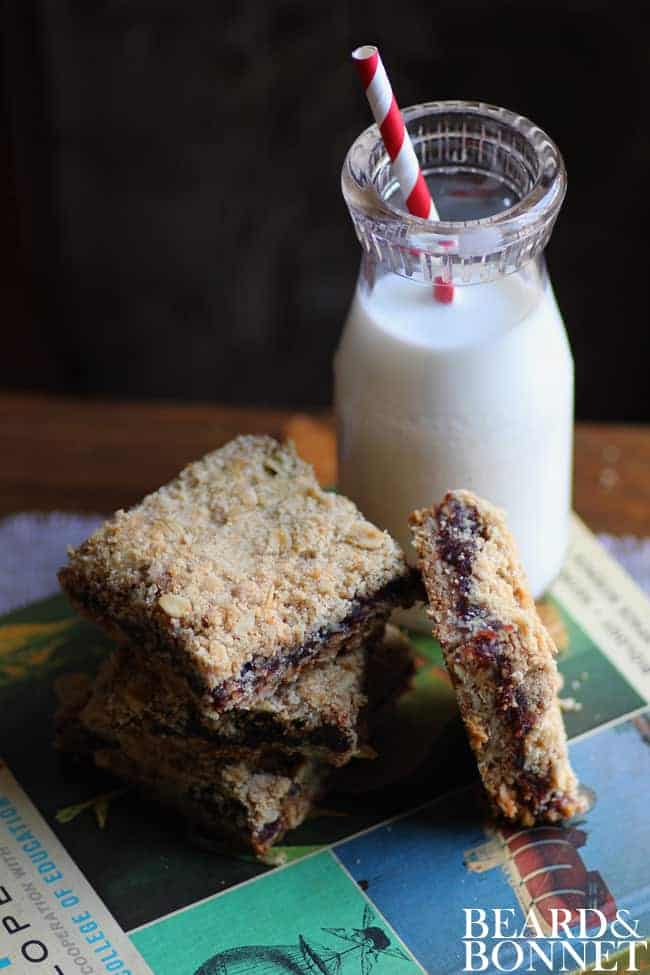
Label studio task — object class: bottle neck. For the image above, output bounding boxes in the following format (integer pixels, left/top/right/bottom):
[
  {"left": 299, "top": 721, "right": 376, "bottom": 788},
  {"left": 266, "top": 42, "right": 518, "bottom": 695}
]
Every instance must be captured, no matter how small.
[{"left": 342, "top": 101, "right": 566, "bottom": 287}]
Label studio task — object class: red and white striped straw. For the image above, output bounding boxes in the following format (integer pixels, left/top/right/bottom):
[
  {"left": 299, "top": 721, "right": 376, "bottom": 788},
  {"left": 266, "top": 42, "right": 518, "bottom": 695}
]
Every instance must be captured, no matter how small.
[{"left": 352, "top": 44, "right": 440, "bottom": 222}]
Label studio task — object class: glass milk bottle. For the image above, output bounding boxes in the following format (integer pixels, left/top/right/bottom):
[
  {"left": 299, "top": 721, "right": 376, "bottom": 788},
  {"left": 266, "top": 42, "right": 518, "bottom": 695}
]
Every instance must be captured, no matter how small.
[{"left": 335, "top": 101, "right": 572, "bottom": 599}]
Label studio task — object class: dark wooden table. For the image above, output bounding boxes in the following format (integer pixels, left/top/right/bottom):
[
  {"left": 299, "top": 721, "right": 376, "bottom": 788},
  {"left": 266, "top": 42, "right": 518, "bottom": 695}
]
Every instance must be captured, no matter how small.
[{"left": 1, "top": 393, "right": 649, "bottom": 536}]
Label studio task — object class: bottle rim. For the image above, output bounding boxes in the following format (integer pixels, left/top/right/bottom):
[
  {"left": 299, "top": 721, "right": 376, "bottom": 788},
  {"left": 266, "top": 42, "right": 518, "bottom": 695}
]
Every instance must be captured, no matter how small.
[{"left": 341, "top": 100, "right": 567, "bottom": 283}]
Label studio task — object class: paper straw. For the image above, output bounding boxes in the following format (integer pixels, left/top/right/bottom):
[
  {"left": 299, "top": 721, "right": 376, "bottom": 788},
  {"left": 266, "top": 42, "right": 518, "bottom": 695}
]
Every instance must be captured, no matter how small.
[
  {"left": 352, "top": 45, "right": 453, "bottom": 302},
  {"left": 352, "top": 45, "right": 440, "bottom": 221}
]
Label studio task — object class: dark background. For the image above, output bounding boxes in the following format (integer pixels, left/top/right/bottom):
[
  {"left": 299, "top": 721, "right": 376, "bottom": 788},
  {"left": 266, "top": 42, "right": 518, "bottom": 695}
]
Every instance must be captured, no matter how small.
[{"left": 2, "top": 1, "right": 648, "bottom": 418}]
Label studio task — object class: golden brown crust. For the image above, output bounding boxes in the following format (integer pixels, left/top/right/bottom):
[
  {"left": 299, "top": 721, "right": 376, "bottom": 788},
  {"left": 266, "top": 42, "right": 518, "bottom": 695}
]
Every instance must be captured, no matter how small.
[
  {"left": 409, "top": 489, "right": 586, "bottom": 826},
  {"left": 58, "top": 436, "right": 411, "bottom": 707}
]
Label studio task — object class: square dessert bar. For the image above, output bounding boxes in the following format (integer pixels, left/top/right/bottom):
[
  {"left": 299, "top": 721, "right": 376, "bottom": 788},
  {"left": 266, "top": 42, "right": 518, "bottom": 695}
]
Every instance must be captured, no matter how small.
[
  {"left": 61, "top": 712, "right": 325, "bottom": 855},
  {"left": 409, "top": 490, "right": 586, "bottom": 826},
  {"left": 55, "top": 676, "right": 326, "bottom": 854},
  {"left": 65, "top": 625, "right": 414, "bottom": 769},
  {"left": 55, "top": 628, "right": 413, "bottom": 854},
  {"left": 58, "top": 436, "right": 414, "bottom": 710},
  {"left": 81, "top": 644, "right": 369, "bottom": 767}
]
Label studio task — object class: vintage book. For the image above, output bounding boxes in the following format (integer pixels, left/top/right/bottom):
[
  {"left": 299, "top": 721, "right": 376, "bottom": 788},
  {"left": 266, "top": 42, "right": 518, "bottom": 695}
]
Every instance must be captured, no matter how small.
[{"left": 0, "top": 515, "right": 649, "bottom": 974}]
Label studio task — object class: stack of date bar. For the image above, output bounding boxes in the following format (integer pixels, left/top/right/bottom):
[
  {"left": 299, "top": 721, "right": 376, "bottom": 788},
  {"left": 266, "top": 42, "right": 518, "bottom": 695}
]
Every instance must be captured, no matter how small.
[{"left": 56, "top": 436, "right": 415, "bottom": 854}]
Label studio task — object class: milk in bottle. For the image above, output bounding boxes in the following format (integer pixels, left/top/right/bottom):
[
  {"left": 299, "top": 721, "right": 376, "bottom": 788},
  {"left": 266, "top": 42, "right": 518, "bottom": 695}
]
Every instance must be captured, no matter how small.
[{"left": 336, "top": 101, "right": 572, "bottom": 599}]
